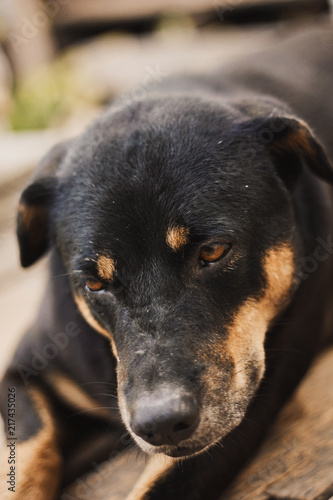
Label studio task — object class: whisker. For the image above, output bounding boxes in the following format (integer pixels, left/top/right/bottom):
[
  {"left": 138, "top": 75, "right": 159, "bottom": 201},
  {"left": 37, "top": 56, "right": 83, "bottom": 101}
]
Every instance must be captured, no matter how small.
[
  {"left": 67, "top": 406, "right": 118, "bottom": 418},
  {"left": 51, "top": 272, "right": 72, "bottom": 278},
  {"left": 93, "top": 393, "right": 118, "bottom": 399},
  {"left": 265, "top": 347, "right": 306, "bottom": 355},
  {"left": 51, "top": 269, "right": 86, "bottom": 279},
  {"left": 81, "top": 381, "right": 117, "bottom": 387}
]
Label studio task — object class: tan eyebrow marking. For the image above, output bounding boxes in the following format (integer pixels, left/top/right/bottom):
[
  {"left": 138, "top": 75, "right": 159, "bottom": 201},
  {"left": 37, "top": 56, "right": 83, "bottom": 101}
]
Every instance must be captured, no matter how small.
[
  {"left": 97, "top": 255, "right": 116, "bottom": 281},
  {"left": 166, "top": 225, "right": 189, "bottom": 251}
]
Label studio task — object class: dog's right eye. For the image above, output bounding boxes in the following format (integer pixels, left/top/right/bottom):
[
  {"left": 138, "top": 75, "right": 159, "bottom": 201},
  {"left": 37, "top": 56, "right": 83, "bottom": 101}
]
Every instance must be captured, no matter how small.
[
  {"left": 86, "top": 280, "right": 104, "bottom": 292},
  {"left": 199, "top": 243, "right": 229, "bottom": 266}
]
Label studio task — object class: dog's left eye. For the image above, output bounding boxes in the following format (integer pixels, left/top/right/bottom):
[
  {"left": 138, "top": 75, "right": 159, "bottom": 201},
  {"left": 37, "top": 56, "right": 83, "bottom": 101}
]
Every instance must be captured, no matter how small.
[
  {"left": 199, "top": 243, "right": 229, "bottom": 265},
  {"left": 86, "top": 280, "right": 105, "bottom": 292}
]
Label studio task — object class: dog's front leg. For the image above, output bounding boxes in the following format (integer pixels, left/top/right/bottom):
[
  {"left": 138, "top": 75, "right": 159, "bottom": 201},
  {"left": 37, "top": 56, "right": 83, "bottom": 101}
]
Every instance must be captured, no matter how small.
[
  {"left": 0, "top": 373, "right": 62, "bottom": 500},
  {"left": 125, "top": 455, "right": 176, "bottom": 500},
  {"left": 123, "top": 428, "right": 259, "bottom": 500},
  {"left": 123, "top": 453, "right": 227, "bottom": 500}
]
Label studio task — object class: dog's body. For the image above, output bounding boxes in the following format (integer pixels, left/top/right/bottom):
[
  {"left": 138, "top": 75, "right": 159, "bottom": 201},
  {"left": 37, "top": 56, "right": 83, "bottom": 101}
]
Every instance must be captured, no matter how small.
[{"left": 1, "top": 21, "right": 333, "bottom": 500}]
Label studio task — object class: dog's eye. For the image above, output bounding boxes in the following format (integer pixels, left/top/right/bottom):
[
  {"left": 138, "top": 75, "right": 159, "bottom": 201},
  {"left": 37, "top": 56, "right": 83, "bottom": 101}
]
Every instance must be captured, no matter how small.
[
  {"left": 199, "top": 243, "right": 229, "bottom": 265},
  {"left": 86, "top": 280, "right": 104, "bottom": 292}
]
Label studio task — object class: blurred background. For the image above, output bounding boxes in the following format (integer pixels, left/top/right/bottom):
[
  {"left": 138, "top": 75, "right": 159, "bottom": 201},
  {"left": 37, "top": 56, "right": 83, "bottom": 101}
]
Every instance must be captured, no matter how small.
[{"left": 0, "top": 0, "right": 332, "bottom": 431}]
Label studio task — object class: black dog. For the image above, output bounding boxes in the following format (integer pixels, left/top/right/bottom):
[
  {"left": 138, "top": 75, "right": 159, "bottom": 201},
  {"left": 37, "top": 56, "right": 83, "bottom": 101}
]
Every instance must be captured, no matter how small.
[{"left": 1, "top": 22, "right": 333, "bottom": 500}]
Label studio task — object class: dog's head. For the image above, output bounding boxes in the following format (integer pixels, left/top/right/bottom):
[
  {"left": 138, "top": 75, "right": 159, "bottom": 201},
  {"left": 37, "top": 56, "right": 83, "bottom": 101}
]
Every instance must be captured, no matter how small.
[{"left": 17, "top": 95, "right": 333, "bottom": 457}]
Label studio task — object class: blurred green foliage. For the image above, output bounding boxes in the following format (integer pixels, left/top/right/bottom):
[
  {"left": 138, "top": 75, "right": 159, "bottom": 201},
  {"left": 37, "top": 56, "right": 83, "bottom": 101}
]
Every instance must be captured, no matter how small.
[
  {"left": 10, "top": 62, "right": 65, "bottom": 130},
  {"left": 10, "top": 59, "right": 98, "bottom": 131}
]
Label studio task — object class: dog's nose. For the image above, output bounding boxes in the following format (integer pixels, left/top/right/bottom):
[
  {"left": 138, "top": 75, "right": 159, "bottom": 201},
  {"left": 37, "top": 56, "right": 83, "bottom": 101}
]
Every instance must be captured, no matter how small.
[{"left": 130, "top": 389, "right": 199, "bottom": 446}]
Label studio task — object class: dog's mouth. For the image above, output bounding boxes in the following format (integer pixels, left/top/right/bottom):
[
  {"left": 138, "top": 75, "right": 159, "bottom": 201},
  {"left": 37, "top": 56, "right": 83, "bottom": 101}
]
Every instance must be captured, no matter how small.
[
  {"left": 148, "top": 444, "right": 203, "bottom": 458},
  {"left": 133, "top": 433, "right": 209, "bottom": 458}
]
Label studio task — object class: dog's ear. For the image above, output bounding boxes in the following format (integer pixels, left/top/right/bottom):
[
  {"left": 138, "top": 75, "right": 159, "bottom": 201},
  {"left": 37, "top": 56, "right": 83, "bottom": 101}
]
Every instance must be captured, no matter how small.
[
  {"left": 17, "top": 139, "right": 72, "bottom": 267},
  {"left": 248, "top": 115, "right": 333, "bottom": 188}
]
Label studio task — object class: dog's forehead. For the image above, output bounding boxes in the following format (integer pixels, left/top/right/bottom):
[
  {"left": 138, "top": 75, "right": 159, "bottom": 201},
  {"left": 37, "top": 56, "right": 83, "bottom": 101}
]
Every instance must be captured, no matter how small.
[
  {"left": 64, "top": 158, "right": 251, "bottom": 253},
  {"left": 64, "top": 95, "right": 273, "bottom": 198},
  {"left": 58, "top": 97, "right": 290, "bottom": 259}
]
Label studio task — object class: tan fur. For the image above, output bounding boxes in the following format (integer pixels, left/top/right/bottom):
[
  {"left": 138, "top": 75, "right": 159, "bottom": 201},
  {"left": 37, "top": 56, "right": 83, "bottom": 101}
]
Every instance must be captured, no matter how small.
[
  {"left": 228, "top": 244, "right": 295, "bottom": 390},
  {"left": 46, "top": 372, "right": 109, "bottom": 418},
  {"left": 271, "top": 121, "right": 313, "bottom": 156},
  {"left": 294, "top": 125, "right": 313, "bottom": 155},
  {"left": 74, "top": 294, "right": 118, "bottom": 359},
  {"left": 97, "top": 255, "right": 116, "bottom": 281},
  {"left": 18, "top": 202, "right": 46, "bottom": 227},
  {"left": 283, "top": 127, "right": 312, "bottom": 155},
  {"left": 0, "top": 388, "right": 62, "bottom": 500},
  {"left": 126, "top": 455, "right": 175, "bottom": 500},
  {"left": 18, "top": 203, "right": 47, "bottom": 242},
  {"left": 198, "top": 244, "right": 295, "bottom": 391},
  {"left": 183, "top": 244, "right": 297, "bottom": 450},
  {"left": 18, "top": 202, "right": 33, "bottom": 229},
  {"left": 166, "top": 225, "right": 189, "bottom": 251}
]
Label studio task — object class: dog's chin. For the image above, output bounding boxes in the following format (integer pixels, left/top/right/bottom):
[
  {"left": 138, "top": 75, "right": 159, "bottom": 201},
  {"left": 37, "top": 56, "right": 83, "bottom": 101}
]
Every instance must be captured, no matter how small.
[
  {"left": 133, "top": 435, "right": 209, "bottom": 458},
  {"left": 162, "top": 444, "right": 209, "bottom": 458}
]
